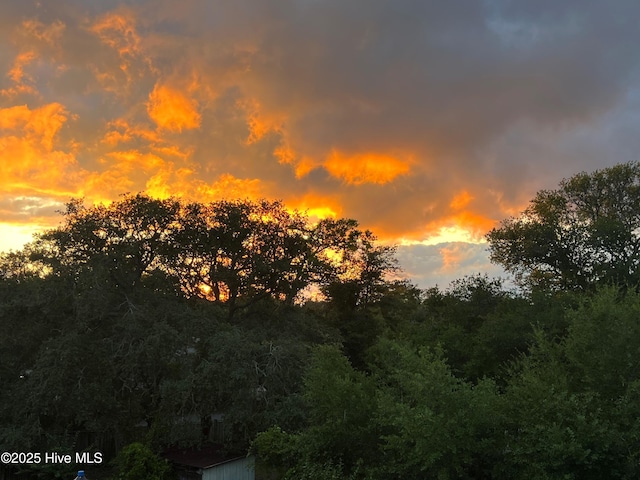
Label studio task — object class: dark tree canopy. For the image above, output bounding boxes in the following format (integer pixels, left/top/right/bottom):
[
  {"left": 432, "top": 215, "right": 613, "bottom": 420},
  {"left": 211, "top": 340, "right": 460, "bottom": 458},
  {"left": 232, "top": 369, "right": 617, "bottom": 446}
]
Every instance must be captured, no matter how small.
[
  {"left": 486, "top": 162, "right": 640, "bottom": 292},
  {"left": 20, "top": 194, "right": 395, "bottom": 316}
]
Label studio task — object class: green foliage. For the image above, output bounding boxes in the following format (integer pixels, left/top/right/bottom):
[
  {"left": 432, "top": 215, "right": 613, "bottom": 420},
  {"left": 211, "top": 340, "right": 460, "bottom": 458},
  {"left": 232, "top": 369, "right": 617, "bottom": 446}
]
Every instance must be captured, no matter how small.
[
  {"left": 283, "top": 459, "right": 359, "bottom": 480},
  {"left": 563, "top": 287, "right": 640, "bottom": 398},
  {"left": 405, "top": 274, "right": 557, "bottom": 382},
  {"left": 501, "top": 329, "right": 596, "bottom": 477},
  {"left": 111, "top": 442, "right": 172, "bottom": 480},
  {"left": 497, "top": 288, "right": 640, "bottom": 478},
  {"left": 250, "top": 426, "right": 298, "bottom": 468},
  {"left": 368, "top": 339, "right": 503, "bottom": 479},
  {"left": 299, "top": 345, "right": 378, "bottom": 471},
  {"left": 256, "top": 286, "right": 640, "bottom": 479},
  {"left": 261, "top": 339, "right": 505, "bottom": 479}
]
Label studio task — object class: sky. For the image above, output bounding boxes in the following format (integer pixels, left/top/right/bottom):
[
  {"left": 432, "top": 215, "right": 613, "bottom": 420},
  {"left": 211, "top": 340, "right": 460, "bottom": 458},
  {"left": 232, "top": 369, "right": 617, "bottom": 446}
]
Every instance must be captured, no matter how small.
[{"left": 1, "top": 0, "right": 640, "bottom": 289}]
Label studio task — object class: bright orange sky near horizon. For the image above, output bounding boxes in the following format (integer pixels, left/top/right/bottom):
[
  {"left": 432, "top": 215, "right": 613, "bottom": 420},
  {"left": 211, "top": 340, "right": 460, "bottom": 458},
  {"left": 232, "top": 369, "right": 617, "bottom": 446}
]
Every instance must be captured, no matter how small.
[{"left": 2, "top": 0, "right": 639, "bottom": 288}]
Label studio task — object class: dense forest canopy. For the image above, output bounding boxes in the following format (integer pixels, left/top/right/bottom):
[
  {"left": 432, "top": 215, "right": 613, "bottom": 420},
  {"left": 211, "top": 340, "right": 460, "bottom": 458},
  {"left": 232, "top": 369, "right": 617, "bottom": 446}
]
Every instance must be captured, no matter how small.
[{"left": 2, "top": 163, "right": 640, "bottom": 479}]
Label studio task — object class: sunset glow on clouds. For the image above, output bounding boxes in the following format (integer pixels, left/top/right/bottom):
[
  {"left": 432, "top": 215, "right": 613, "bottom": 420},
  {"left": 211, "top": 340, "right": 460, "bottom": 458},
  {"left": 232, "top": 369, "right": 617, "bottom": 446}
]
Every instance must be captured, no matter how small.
[
  {"left": 2, "top": 0, "right": 640, "bottom": 287},
  {"left": 147, "top": 84, "right": 201, "bottom": 132}
]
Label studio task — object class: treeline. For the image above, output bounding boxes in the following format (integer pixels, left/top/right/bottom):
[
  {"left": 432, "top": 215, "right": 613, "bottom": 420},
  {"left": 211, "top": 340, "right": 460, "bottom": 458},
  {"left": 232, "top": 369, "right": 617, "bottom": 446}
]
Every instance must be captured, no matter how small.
[{"left": 1, "top": 162, "right": 640, "bottom": 479}]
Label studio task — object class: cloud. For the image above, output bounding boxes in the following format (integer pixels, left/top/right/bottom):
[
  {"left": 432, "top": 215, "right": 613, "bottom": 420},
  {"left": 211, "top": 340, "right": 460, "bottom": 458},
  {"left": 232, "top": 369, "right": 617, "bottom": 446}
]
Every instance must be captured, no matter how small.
[
  {"left": 3, "top": 51, "right": 39, "bottom": 98},
  {"left": 147, "top": 83, "right": 201, "bottom": 131},
  {"left": 2, "top": 0, "right": 640, "bottom": 288},
  {"left": 0, "top": 103, "right": 78, "bottom": 194},
  {"left": 323, "top": 150, "right": 411, "bottom": 185},
  {"left": 396, "top": 242, "right": 510, "bottom": 290},
  {"left": 86, "top": 9, "right": 154, "bottom": 93},
  {"left": 450, "top": 191, "right": 473, "bottom": 210}
]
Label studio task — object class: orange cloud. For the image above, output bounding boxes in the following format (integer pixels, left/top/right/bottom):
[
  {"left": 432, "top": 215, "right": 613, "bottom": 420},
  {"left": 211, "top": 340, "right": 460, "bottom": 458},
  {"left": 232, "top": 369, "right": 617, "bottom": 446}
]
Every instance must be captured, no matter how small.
[
  {"left": 152, "top": 144, "right": 192, "bottom": 160},
  {"left": 287, "top": 194, "right": 342, "bottom": 221},
  {"left": 147, "top": 84, "right": 201, "bottom": 132},
  {"left": 20, "top": 19, "right": 66, "bottom": 46},
  {"left": 246, "top": 114, "right": 273, "bottom": 144},
  {"left": 440, "top": 244, "right": 465, "bottom": 272},
  {"left": 2, "top": 50, "right": 39, "bottom": 98},
  {"left": 273, "top": 138, "right": 319, "bottom": 178},
  {"left": 105, "top": 150, "right": 165, "bottom": 171},
  {"left": 101, "top": 119, "right": 193, "bottom": 162},
  {"left": 87, "top": 10, "right": 154, "bottom": 93},
  {"left": 273, "top": 137, "right": 316, "bottom": 178},
  {"left": 0, "top": 103, "right": 78, "bottom": 191},
  {"left": 450, "top": 190, "right": 473, "bottom": 210},
  {"left": 323, "top": 150, "right": 411, "bottom": 185},
  {"left": 273, "top": 142, "right": 296, "bottom": 164},
  {"left": 7, "top": 51, "right": 36, "bottom": 84},
  {"left": 196, "top": 173, "right": 263, "bottom": 201},
  {"left": 142, "top": 163, "right": 264, "bottom": 203},
  {"left": 450, "top": 211, "right": 496, "bottom": 238},
  {"left": 89, "top": 11, "right": 143, "bottom": 69},
  {"left": 102, "top": 118, "right": 161, "bottom": 146},
  {"left": 240, "top": 98, "right": 286, "bottom": 145},
  {"left": 293, "top": 156, "right": 317, "bottom": 178},
  {"left": 144, "top": 166, "right": 194, "bottom": 199},
  {"left": 78, "top": 149, "right": 181, "bottom": 203}
]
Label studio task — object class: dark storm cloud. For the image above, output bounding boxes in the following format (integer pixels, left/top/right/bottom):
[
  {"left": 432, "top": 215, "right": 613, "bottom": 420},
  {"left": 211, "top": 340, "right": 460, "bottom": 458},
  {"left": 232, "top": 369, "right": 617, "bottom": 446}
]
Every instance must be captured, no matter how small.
[{"left": 134, "top": 0, "right": 640, "bottom": 236}]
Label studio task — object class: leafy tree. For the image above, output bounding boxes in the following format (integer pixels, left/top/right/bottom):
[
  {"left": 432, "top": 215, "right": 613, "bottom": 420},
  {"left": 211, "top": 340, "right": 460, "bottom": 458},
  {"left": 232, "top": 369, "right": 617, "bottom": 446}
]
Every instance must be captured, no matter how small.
[
  {"left": 250, "top": 426, "right": 299, "bottom": 479},
  {"left": 298, "top": 345, "right": 378, "bottom": 473},
  {"left": 368, "top": 338, "right": 503, "bottom": 480},
  {"left": 27, "top": 194, "right": 395, "bottom": 318},
  {"left": 169, "top": 200, "right": 316, "bottom": 315},
  {"left": 283, "top": 459, "right": 358, "bottom": 480},
  {"left": 498, "top": 288, "right": 640, "bottom": 478},
  {"left": 562, "top": 287, "right": 640, "bottom": 399},
  {"left": 251, "top": 427, "right": 364, "bottom": 480},
  {"left": 111, "top": 442, "right": 172, "bottom": 480},
  {"left": 500, "top": 328, "right": 622, "bottom": 479},
  {"left": 407, "top": 275, "right": 543, "bottom": 382},
  {"left": 321, "top": 228, "right": 399, "bottom": 310},
  {"left": 319, "top": 229, "right": 400, "bottom": 370},
  {"left": 34, "top": 194, "right": 182, "bottom": 298},
  {"left": 487, "top": 162, "right": 640, "bottom": 292}
]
